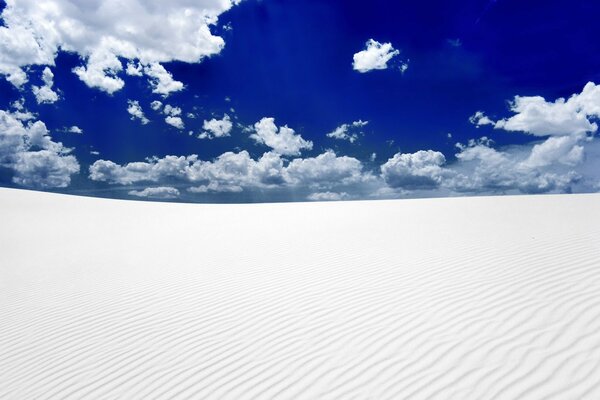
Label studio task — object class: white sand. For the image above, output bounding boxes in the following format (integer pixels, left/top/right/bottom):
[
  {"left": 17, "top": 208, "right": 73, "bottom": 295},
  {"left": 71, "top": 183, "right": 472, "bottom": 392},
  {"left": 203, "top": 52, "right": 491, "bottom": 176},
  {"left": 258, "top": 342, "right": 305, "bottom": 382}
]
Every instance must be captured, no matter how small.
[{"left": 1, "top": 188, "right": 600, "bottom": 399}]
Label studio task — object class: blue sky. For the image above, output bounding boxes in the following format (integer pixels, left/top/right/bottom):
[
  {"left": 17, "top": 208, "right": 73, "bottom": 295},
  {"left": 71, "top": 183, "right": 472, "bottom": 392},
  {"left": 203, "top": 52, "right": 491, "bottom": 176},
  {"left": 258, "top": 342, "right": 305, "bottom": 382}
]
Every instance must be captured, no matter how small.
[{"left": 1, "top": 0, "right": 600, "bottom": 202}]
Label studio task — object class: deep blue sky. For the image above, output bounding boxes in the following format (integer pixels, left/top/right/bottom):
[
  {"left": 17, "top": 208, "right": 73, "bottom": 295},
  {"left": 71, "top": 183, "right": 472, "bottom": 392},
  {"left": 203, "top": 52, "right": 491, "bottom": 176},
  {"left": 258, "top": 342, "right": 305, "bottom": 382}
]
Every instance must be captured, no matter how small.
[{"left": 1, "top": 0, "right": 600, "bottom": 201}]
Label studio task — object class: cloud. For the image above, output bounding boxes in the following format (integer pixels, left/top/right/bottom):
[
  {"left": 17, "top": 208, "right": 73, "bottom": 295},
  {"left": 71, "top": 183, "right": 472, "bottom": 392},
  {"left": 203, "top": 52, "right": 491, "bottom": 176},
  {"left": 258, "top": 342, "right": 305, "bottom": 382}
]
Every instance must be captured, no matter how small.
[
  {"left": 198, "top": 114, "right": 233, "bottom": 139},
  {"left": 381, "top": 150, "right": 448, "bottom": 189},
  {"left": 250, "top": 117, "right": 313, "bottom": 156},
  {"left": 0, "top": 0, "right": 240, "bottom": 91},
  {"left": 127, "top": 100, "right": 150, "bottom": 125},
  {"left": 165, "top": 116, "right": 184, "bottom": 129},
  {"left": 326, "top": 120, "right": 368, "bottom": 143},
  {"left": 163, "top": 104, "right": 184, "bottom": 129},
  {"left": 143, "top": 62, "right": 184, "bottom": 97},
  {"left": 469, "top": 111, "right": 494, "bottom": 127},
  {"left": 446, "top": 139, "right": 581, "bottom": 194},
  {"left": 68, "top": 126, "right": 83, "bottom": 134},
  {"left": 188, "top": 182, "right": 243, "bottom": 193},
  {"left": 0, "top": 108, "right": 79, "bottom": 188},
  {"left": 89, "top": 149, "right": 370, "bottom": 194},
  {"left": 491, "top": 82, "right": 600, "bottom": 137},
  {"left": 32, "top": 67, "right": 59, "bottom": 104},
  {"left": 128, "top": 186, "right": 180, "bottom": 199},
  {"left": 306, "top": 191, "right": 350, "bottom": 201},
  {"left": 150, "top": 100, "right": 163, "bottom": 111},
  {"left": 353, "top": 39, "right": 400, "bottom": 73},
  {"left": 285, "top": 150, "right": 368, "bottom": 188}
]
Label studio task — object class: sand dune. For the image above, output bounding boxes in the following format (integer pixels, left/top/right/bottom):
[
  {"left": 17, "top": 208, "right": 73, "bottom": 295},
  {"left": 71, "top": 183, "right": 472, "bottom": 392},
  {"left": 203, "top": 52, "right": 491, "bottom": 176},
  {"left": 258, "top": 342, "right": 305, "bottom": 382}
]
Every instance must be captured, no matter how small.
[{"left": 1, "top": 188, "right": 600, "bottom": 399}]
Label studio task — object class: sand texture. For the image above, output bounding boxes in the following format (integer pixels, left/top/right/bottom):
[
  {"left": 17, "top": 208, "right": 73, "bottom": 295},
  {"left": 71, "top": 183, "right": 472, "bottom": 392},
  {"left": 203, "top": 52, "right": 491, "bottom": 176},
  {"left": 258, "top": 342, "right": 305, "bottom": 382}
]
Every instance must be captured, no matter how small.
[{"left": 1, "top": 188, "right": 600, "bottom": 399}]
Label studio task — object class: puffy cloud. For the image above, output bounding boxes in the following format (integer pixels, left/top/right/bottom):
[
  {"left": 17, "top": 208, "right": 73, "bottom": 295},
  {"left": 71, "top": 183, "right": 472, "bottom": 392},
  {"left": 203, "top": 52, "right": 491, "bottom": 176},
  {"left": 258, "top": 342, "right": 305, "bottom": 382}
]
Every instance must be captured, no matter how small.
[
  {"left": 67, "top": 126, "right": 83, "bottom": 134},
  {"left": 127, "top": 100, "right": 149, "bottom": 125},
  {"left": 469, "top": 111, "right": 494, "bottom": 127},
  {"left": 32, "top": 67, "right": 59, "bottom": 104},
  {"left": 89, "top": 155, "right": 195, "bottom": 185},
  {"left": 492, "top": 82, "right": 600, "bottom": 137},
  {"left": 143, "top": 62, "right": 184, "bottom": 97},
  {"left": 165, "top": 116, "right": 184, "bottom": 129},
  {"left": 163, "top": 104, "right": 184, "bottom": 129},
  {"left": 150, "top": 100, "right": 163, "bottom": 111},
  {"left": 198, "top": 114, "right": 233, "bottom": 139},
  {"left": 128, "top": 186, "right": 180, "bottom": 199},
  {"left": 89, "top": 149, "right": 369, "bottom": 194},
  {"left": 522, "top": 135, "right": 585, "bottom": 168},
  {"left": 0, "top": 109, "right": 79, "bottom": 188},
  {"left": 285, "top": 150, "right": 368, "bottom": 188},
  {"left": 446, "top": 140, "right": 581, "bottom": 194},
  {"left": 326, "top": 120, "right": 368, "bottom": 143},
  {"left": 188, "top": 182, "right": 243, "bottom": 193},
  {"left": 0, "top": 0, "right": 240, "bottom": 91},
  {"left": 250, "top": 117, "right": 313, "bottom": 156},
  {"left": 306, "top": 191, "right": 350, "bottom": 201},
  {"left": 353, "top": 39, "right": 400, "bottom": 73},
  {"left": 381, "top": 150, "right": 448, "bottom": 189}
]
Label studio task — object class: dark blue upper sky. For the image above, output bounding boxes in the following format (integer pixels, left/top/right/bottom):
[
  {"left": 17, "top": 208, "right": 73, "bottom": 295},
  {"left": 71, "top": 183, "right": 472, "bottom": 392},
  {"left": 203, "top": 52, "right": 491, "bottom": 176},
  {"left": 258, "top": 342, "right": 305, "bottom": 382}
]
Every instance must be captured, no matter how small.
[{"left": 1, "top": 0, "right": 600, "bottom": 201}]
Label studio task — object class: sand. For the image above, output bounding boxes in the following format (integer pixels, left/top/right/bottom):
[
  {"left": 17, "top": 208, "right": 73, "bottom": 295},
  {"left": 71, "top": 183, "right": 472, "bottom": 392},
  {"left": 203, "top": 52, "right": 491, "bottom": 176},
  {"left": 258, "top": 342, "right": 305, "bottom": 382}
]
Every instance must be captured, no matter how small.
[{"left": 1, "top": 188, "right": 599, "bottom": 399}]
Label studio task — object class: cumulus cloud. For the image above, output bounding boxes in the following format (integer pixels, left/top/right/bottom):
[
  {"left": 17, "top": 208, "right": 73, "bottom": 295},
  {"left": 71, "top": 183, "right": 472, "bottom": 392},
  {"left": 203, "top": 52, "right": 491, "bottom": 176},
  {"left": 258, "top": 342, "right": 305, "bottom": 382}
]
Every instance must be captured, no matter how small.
[
  {"left": 32, "top": 67, "right": 59, "bottom": 104},
  {"left": 381, "top": 150, "right": 448, "bottom": 189},
  {"left": 0, "top": 108, "right": 79, "bottom": 188},
  {"left": 150, "top": 100, "right": 163, "bottom": 111},
  {"left": 89, "top": 149, "right": 369, "bottom": 194},
  {"left": 285, "top": 150, "right": 368, "bottom": 188},
  {"left": 469, "top": 111, "right": 494, "bottom": 127},
  {"left": 128, "top": 186, "right": 180, "bottom": 199},
  {"left": 198, "top": 114, "right": 233, "bottom": 139},
  {"left": 327, "top": 120, "right": 368, "bottom": 143},
  {"left": 127, "top": 100, "right": 150, "bottom": 125},
  {"left": 306, "top": 191, "right": 350, "bottom": 201},
  {"left": 250, "top": 117, "right": 313, "bottom": 156},
  {"left": 0, "top": 0, "right": 240, "bottom": 91},
  {"left": 143, "top": 62, "right": 184, "bottom": 97},
  {"left": 165, "top": 116, "right": 184, "bottom": 129},
  {"left": 163, "top": 104, "right": 184, "bottom": 129},
  {"left": 353, "top": 39, "right": 400, "bottom": 73},
  {"left": 446, "top": 139, "right": 581, "bottom": 194},
  {"left": 489, "top": 82, "right": 600, "bottom": 137},
  {"left": 68, "top": 126, "right": 83, "bottom": 134}
]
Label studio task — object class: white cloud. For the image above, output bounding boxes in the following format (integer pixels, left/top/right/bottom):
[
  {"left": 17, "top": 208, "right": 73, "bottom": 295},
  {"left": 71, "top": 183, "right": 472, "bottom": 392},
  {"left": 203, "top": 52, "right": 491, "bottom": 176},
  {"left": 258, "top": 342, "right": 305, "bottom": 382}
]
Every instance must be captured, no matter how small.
[
  {"left": 326, "top": 120, "right": 368, "bottom": 143},
  {"left": 198, "top": 114, "right": 233, "bottom": 139},
  {"left": 165, "top": 116, "right": 184, "bottom": 129},
  {"left": 127, "top": 100, "right": 150, "bottom": 125},
  {"left": 250, "top": 117, "right": 313, "bottom": 156},
  {"left": 89, "top": 149, "right": 369, "bottom": 194},
  {"left": 32, "top": 67, "right": 59, "bottom": 104},
  {"left": 150, "top": 100, "right": 163, "bottom": 111},
  {"left": 162, "top": 104, "right": 184, "bottom": 129},
  {"left": 128, "top": 186, "right": 180, "bottom": 199},
  {"left": 0, "top": 0, "right": 240, "bottom": 91},
  {"left": 0, "top": 109, "right": 79, "bottom": 188},
  {"left": 353, "top": 39, "right": 400, "bottom": 73},
  {"left": 67, "top": 126, "right": 83, "bottom": 134},
  {"left": 163, "top": 104, "right": 182, "bottom": 117},
  {"left": 469, "top": 111, "right": 494, "bottom": 127},
  {"left": 125, "top": 61, "right": 143, "bottom": 76},
  {"left": 307, "top": 191, "right": 350, "bottom": 201},
  {"left": 446, "top": 140, "right": 581, "bottom": 194},
  {"left": 492, "top": 82, "right": 600, "bottom": 137},
  {"left": 144, "top": 62, "right": 184, "bottom": 97},
  {"left": 284, "top": 150, "right": 369, "bottom": 188},
  {"left": 381, "top": 150, "right": 448, "bottom": 189},
  {"left": 188, "top": 182, "right": 243, "bottom": 193}
]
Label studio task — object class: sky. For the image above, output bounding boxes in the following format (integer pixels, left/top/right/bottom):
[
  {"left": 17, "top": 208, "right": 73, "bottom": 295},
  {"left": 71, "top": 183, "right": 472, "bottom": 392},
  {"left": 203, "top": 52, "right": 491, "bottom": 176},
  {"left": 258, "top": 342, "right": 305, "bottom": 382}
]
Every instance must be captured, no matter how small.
[{"left": 1, "top": 0, "right": 600, "bottom": 202}]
